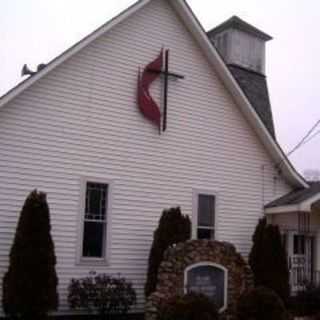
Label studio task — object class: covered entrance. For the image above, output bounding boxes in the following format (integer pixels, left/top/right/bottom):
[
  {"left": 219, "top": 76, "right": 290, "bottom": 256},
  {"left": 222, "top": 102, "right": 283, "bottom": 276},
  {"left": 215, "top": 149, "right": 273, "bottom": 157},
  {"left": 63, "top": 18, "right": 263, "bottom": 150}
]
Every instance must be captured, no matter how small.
[
  {"left": 286, "top": 231, "right": 316, "bottom": 292},
  {"left": 265, "top": 182, "right": 320, "bottom": 294}
]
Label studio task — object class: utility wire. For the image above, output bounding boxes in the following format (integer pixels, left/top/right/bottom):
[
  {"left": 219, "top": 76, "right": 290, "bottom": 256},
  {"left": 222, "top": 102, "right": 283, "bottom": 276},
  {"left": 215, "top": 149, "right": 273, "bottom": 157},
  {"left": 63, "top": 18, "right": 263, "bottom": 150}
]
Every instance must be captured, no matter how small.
[
  {"left": 301, "top": 129, "right": 320, "bottom": 147},
  {"left": 286, "top": 120, "right": 320, "bottom": 158},
  {"left": 276, "top": 119, "right": 320, "bottom": 170}
]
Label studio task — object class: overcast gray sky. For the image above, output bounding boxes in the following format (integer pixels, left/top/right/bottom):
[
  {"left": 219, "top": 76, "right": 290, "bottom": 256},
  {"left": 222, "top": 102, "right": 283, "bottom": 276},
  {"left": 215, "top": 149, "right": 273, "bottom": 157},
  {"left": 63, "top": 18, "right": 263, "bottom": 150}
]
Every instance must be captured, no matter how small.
[{"left": 1, "top": 0, "right": 319, "bottom": 176}]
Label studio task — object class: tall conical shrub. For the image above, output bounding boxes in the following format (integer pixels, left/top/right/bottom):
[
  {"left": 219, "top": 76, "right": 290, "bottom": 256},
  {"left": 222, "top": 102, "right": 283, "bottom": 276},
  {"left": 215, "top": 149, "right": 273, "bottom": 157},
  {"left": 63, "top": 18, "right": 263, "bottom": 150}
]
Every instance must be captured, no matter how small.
[
  {"left": 145, "top": 207, "right": 191, "bottom": 297},
  {"left": 249, "top": 217, "right": 267, "bottom": 287},
  {"left": 2, "top": 190, "right": 59, "bottom": 319},
  {"left": 249, "top": 217, "right": 290, "bottom": 304}
]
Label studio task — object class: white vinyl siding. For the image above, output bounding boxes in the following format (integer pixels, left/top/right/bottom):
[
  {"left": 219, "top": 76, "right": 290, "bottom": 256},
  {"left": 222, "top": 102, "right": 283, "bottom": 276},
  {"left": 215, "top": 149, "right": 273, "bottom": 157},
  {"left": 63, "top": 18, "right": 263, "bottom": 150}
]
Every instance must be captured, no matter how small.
[{"left": 0, "top": 0, "right": 292, "bottom": 315}]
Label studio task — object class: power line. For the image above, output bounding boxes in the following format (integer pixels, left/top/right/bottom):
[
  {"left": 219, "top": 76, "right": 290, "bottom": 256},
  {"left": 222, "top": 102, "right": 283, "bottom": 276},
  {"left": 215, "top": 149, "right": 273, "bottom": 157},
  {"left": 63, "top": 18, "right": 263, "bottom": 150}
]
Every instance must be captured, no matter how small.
[
  {"left": 276, "top": 119, "right": 320, "bottom": 170},
  {"left": 301, "top": 129, "right": 320, "bottom": 146},
  {"left": 286, "top": 120, "right": 320, "bottom": 158}
]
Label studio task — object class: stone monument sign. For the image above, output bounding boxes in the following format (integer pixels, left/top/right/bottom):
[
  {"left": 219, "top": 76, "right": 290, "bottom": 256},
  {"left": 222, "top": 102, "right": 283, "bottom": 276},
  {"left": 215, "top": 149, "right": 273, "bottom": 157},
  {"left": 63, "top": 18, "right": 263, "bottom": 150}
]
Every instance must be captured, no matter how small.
[{"left": 145, "top": 240, "right": 253, "bottom": 320}]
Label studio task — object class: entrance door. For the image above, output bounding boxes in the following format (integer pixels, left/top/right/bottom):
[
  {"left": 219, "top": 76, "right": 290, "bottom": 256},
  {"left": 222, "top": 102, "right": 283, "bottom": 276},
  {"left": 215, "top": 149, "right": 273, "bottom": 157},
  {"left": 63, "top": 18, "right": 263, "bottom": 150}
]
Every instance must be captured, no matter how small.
[{"left": 287, "top": 232, "right": 315, "bottom": 293}]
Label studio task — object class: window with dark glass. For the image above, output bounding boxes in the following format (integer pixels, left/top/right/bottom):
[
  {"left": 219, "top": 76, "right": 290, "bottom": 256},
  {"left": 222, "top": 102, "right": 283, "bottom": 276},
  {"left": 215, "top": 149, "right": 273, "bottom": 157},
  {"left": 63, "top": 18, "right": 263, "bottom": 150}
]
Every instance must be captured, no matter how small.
[
  {"left": 197, "top": 194, "right": 215, "bottom": 240},
  {"left": 294, "top": 234, "right": 305, "bottom": 255},
  {"left": 82, "top": 182, "right": 108, "bottom": 258}
]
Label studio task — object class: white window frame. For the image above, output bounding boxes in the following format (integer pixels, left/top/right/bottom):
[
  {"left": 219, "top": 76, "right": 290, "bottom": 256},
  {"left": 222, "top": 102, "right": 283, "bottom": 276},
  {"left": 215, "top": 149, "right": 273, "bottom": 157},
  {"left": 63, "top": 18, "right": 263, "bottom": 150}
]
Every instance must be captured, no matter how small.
[
  {"left": 192, "top": 189, "right": 218, "bottom": 240},
  {"left": 76, "top": 177, "right": 113, "bottom": 266},
  {"left": 184, "top": 262, "right": 228, "bottom": 313}
]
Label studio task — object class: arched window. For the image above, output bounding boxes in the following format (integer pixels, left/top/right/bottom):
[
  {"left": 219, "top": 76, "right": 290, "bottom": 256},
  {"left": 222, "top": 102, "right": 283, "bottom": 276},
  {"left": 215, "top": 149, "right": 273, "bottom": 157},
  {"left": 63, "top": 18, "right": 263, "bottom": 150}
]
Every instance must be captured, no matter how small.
[{"left": 184, "top": 262, "right": 228, "bottom": 312}]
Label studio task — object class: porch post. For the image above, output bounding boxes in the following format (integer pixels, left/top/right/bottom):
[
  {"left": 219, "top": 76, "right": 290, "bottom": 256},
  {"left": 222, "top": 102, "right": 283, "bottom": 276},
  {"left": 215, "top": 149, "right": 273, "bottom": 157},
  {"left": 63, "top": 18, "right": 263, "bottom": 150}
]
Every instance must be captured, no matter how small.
[{"left": 316, "top": 230, "right": 320, "bottom": 280}]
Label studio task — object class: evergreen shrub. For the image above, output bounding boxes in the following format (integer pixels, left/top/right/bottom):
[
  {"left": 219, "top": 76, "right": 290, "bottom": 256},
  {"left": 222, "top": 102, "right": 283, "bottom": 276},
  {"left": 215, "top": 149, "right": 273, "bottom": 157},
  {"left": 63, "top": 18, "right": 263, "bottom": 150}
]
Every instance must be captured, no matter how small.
[
  {"left": 144, "top": 207, "right": 191, "bottom": 297},
  {"left": 290, "top": 284, "right": 320, "bottom": 317},
  {"left": 249, "top": 217, "right": 290, "bottom": 304},
  {"left": 2, "top": 190, "right": 59, "bottom": 319},
  {"left": 237, "top": 286, "right": 288, "bottom": 320},
  {"left": 159, "top": 292, "right": 219, "bottom": 320}
]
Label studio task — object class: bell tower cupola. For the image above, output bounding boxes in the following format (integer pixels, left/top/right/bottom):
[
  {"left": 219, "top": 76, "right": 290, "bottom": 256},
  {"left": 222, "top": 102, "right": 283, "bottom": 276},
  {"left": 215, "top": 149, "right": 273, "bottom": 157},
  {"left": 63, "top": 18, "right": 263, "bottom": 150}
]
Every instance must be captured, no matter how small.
[{"left": 208, "top": 16, "right": 272, "bottom": 75}]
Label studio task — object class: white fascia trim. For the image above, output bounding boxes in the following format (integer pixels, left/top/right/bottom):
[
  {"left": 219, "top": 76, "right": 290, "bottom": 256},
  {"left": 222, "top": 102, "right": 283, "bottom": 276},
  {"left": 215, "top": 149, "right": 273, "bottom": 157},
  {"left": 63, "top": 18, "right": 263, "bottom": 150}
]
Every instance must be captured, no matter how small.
[
  {"left": 265, "top": 205, "right": 300, "bottom": 215},
  {"left": 170, "top": 0, "right": 307, "bottom": 189},
  {"left": 301, "top": 193, "right": 320, "bottom": 211},
  {"left": 0, "top": 0, "right": 152, "bottom": 109},
  {"left": 265, "top": 192, "right": 320, "bottom": 214}
]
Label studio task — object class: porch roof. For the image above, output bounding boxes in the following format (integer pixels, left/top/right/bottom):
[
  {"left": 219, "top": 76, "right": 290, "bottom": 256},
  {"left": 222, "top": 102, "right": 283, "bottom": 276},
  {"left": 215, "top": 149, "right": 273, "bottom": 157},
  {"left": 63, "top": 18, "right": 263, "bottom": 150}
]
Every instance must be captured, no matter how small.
[{"left": 265, "top": 182, "right": 320, "bottom": 214}]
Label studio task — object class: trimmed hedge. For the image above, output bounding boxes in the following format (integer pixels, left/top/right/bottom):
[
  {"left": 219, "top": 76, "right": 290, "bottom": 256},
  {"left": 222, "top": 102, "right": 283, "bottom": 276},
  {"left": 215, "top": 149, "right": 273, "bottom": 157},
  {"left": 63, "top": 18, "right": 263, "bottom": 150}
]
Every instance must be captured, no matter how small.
[
  {"left": 237, "top": 286, "right": 288, "bottom": 320},
  {"left": 290, "top": 284, "right": 320, "bottom": 317},
  {"left": 159, "top": 293, "right": 219, "bottom": 320}
]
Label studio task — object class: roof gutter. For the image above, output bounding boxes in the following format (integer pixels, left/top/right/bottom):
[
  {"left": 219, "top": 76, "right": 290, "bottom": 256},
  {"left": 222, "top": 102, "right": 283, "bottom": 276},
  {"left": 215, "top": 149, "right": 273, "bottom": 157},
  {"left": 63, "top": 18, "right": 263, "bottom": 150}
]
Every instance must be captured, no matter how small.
[{"left": 265, "top": 192, "right": 320, "bottom": 214}]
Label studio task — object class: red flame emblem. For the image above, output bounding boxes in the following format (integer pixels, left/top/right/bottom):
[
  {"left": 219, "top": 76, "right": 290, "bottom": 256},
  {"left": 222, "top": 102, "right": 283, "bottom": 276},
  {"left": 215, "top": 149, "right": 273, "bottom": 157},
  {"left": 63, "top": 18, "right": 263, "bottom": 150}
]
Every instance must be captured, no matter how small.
[{"left": 137, "top": 50, "right": 163, "bottom": 128}]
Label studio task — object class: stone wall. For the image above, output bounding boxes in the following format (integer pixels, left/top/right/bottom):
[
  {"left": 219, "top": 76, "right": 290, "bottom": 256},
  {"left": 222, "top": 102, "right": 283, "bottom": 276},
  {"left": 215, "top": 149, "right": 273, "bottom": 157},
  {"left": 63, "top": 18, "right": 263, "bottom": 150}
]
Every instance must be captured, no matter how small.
[{"left": 145, "top": 240, "right": 253, "bottom": 320}]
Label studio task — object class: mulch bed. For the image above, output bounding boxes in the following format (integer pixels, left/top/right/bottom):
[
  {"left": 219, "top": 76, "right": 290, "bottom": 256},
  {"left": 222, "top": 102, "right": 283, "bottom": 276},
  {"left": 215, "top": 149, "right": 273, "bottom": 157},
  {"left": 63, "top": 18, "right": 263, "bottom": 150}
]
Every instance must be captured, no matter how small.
[
  {"left": 53, "top": 315, "right": 144, "bottom": 320},
  {"left": 1, "top": 315, "right": 144, "bottom": 320}
]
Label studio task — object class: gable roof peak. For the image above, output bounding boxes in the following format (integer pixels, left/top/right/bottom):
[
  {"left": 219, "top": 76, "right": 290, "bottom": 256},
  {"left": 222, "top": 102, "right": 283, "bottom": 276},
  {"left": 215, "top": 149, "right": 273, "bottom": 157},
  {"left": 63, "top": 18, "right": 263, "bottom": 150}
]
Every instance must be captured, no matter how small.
[{"left": 0, "top": 0, "right": 307, "bottom": 189}]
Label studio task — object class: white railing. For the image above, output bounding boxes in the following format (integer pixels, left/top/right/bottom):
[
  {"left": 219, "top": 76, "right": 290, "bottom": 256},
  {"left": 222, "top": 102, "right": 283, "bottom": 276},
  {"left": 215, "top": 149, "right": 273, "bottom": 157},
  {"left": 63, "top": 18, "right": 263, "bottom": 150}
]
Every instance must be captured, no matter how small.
[{"left": 291, "top": 267, "right": 320, "bottom": 290}]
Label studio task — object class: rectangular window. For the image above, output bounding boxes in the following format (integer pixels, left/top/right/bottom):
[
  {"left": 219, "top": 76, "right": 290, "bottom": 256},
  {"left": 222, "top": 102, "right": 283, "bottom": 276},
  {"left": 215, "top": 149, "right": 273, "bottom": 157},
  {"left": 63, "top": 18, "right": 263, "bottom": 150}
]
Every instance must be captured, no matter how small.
[
  {"left": 82, "top": 182, "right": 108, "bottom": 258},
  {"left": 197, "top": 194, "right": 215, "bottom": 240},
  {"left": 294, "top": 234, "right": 305, "bottom": 255}
]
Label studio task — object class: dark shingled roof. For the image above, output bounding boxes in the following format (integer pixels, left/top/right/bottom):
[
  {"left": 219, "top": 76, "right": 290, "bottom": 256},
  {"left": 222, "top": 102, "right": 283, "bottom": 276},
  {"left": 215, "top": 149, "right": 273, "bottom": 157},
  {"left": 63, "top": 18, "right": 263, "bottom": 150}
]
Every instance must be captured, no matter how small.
[
  {"left": 208, "top": 15, "right": 273, "bottom": 41},
  {"left": 312, "top": 199, "right": 320, "bottom": 212},
  {"left": 265, "top": 182, "right": 320, "bottom": 208},
  {"left": 227, "top": 64, "right": 275, "bottom": 138}
]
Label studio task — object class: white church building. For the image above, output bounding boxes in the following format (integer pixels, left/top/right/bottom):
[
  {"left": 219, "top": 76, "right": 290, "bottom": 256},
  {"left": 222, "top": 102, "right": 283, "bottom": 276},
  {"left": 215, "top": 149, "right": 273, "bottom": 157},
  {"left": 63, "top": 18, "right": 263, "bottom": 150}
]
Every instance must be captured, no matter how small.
[{"left": 1, "top": 0, "right": 320, "bottom": 315}]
